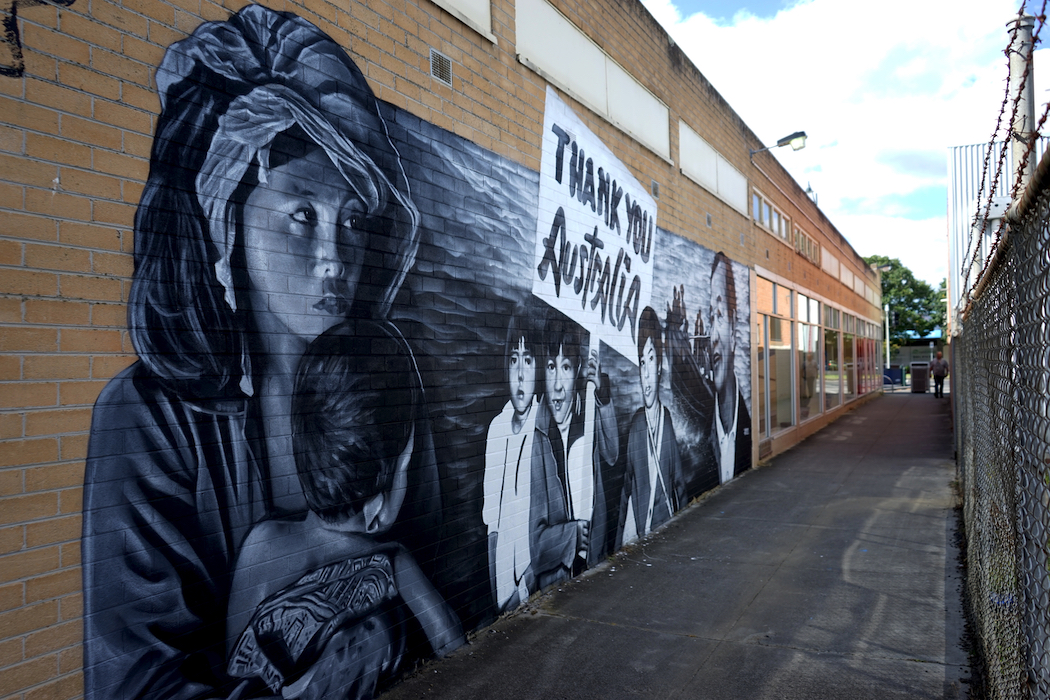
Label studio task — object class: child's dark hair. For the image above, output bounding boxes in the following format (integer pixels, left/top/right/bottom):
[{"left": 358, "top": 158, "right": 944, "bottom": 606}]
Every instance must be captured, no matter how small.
[
  {"left": 542, "top": 309, "right": 582, "bottom": 372},
  {"left": 637, "top": 305, "right": 663, "bottom": 370},
  {"left": 292, "top": 319, "right": 419, "bottom": 523},
  {"left": 505, "top": 299, "right": 540, "bottom": 385}
]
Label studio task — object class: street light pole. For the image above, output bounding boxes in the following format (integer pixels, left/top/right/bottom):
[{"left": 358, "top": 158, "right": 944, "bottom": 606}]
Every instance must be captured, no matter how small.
[{"left": 884, "top": 302, "right": 890, "bottom": 367}]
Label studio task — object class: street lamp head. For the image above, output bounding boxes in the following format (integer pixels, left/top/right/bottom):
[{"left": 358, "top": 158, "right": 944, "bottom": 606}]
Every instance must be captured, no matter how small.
[
  {"left": 750, "top": 130, "right": 809, "bottom": 161},
  {"left": 777, "top": 131, "right": 807, "bottom": 151}
]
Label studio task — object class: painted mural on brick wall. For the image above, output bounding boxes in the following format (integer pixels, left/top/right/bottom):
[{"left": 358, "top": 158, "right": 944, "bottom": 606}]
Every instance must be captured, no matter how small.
[{"left": 80, "top": 6, "right": 751, "bottom": 699}]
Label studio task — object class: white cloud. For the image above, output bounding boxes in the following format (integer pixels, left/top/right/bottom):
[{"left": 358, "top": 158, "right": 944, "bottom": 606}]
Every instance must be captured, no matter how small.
[
  {"left": 832, "top": 214, "right": 948, "bottom": 288},
  {"left": 640, "top": 0, "right": 1032, "bottom": 284}
]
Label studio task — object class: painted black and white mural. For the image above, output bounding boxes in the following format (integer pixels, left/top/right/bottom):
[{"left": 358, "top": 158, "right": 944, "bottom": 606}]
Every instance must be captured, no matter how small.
[{"left": 80, "top": 6, "right": 751, "bottom": 699}]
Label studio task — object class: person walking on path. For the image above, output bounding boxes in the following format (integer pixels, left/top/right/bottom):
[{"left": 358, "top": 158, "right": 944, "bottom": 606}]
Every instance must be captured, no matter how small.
[{"left": 930, "top": 351, "right": 949, "bottom": 398}]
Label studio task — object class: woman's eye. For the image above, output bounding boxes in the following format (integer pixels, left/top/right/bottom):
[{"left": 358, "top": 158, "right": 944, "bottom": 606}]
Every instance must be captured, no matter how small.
[
  {"left": 524, "top": 356, "right": 533, "bottom": 366},
  {"left": 344, "top": 214, "right": 362, "bottom": 230},
  {"left": 291, "top": 208, "right": 315, "bottom": 225}
]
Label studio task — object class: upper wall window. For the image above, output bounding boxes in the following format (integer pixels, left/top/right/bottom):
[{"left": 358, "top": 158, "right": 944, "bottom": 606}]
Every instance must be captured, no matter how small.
[
  {"left": 517, "top": 0, "right": 670, "bottom": 160},
  {"left": 430, "top": 0, "right": 496, "bottom": 43},
  {"left": 753, "top": 189, "right": 789, "bottom": 244},
  {"left": 793, "top": 225, "right": 820, "bottom": 266}
]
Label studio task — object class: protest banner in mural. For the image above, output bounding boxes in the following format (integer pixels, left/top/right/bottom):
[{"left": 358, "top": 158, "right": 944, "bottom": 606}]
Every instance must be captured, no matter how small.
[{"left": 532, "top": 86, "right": 656, "bottom": 365}]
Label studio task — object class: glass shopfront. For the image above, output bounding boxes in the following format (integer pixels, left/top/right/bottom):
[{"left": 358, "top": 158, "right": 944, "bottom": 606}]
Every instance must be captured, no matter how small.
[{"left": 756, "top": 276, "right": 881, "bottom": 440}]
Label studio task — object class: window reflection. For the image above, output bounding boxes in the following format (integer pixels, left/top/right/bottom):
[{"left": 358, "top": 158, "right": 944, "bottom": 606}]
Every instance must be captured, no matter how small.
[{"left": 798, "top": 323, "right": 821, "bottom": 421}]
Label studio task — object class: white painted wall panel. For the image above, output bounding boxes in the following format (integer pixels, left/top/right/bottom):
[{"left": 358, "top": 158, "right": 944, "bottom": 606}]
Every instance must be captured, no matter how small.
[
  {"left": 679, "top": 121, "right": 746, "bottom": 215},
  {"left": 679, "top": 122, "right": 717, "bottom": 192},
  {"left": 716, "top": 156, "right": 748, "bottom": 216},
  {"left": 606, "top": 60, "right": 669, "bottom": 160},
  {"left": 517, "top": 0, "right": 607, "bottom": 114},
  {"left": 430, "top": 0, "right": 495, "bottom": 42},
  {"left": 518, "top": 0, "right": 671, "bottom": 161},
  {"left": 822, "top": 252, "right": 839, "bottom": 278}
]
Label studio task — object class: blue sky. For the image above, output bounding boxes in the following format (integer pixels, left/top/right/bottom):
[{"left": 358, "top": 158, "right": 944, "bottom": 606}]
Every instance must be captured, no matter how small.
[
  {"left": 670, "top": 0, "right": 789, "bottom": 22},
  {"left": 637, "top": 0, "right": 1044, "bottom": 285}
]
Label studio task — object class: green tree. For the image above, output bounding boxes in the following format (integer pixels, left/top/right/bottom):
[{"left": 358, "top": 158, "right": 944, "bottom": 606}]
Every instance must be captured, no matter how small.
[
  {"left": 864, "top": 255, "right": 943, "bottom": 347},
  {"left": 933, "top": 278, "right": 947, "bottom": 332}
]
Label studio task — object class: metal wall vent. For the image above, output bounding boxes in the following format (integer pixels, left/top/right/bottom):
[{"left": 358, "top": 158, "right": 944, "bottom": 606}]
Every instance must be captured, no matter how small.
[
  {"left": 651, "top": 180, "right": 660, "bottom": 199},
  {"left": 430, "top": 48, "right": 453, "bottom": 87}
]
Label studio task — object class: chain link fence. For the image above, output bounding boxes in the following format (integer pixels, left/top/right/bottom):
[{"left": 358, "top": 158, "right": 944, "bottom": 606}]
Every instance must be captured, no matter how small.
[{"left": 956, "top": 164, "right": 1050, "bottom": 699}]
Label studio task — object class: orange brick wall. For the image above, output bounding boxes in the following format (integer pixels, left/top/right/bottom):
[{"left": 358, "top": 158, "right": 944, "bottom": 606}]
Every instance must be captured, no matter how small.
[{"left": 0, "top": 0, "right": 879, "bottom": 697}]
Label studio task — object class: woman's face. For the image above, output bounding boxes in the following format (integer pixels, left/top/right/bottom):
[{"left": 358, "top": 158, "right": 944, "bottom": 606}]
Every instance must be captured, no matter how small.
[
  {"left": 545, "top": 345, "right": 577, "bottom": 428},
  {"left": 241, "top": 146, "right": 364, "bottom": 346}
]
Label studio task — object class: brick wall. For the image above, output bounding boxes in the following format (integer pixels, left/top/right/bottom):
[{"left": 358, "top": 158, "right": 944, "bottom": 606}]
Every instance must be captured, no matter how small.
[{"left": 2, "top": 2, "right": 146, "bottom": 696}]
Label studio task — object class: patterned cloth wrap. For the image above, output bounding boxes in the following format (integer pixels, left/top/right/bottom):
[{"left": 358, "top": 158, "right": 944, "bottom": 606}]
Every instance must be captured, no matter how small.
[{"left": 228, "top": 552, "right": 405, "bottom": 694}]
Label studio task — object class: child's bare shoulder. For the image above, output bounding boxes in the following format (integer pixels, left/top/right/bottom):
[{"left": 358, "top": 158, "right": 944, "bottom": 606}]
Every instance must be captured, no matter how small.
[{"left": 238, "top": 516, "right": 311, "bottom": 561}]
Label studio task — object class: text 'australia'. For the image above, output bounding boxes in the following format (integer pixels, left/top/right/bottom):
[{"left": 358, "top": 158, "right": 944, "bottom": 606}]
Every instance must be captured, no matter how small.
[{"left": 536, "top": 123, "right": 654, "bottom": 341}]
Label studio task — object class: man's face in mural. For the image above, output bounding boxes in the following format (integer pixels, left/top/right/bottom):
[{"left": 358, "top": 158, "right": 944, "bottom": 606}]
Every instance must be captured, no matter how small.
[
  {"left": 546, "top": 346, "right": 578, "bottom": 428},
  {"left": 509, "top": 337, "right": 536, "bottom": 416},
  {"left": 242, "top": 146, "right": 364, "bottom": 345},
  {"left": 709, "top": 260, "right": 736, "bottom": 400},
  {"left": 639, "top": 336, "right": 659, "bottom": 410}
]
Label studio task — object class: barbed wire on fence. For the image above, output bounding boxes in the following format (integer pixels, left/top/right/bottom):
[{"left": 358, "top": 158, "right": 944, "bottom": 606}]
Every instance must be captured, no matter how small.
[
  {"left": 961, "top": 19, "right": 1018, "bottom": 308},
  {"left": 963, "top": 2, "right": 1050, "bottom": 312},
  {"left": 1008, "top": 0, "right": 1050, "bottom": 201}
]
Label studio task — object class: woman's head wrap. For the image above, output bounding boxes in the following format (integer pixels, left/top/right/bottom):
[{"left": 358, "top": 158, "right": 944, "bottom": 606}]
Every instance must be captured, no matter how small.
[{"left": 156, "top": 4, "right": 419, "bottom": 318}]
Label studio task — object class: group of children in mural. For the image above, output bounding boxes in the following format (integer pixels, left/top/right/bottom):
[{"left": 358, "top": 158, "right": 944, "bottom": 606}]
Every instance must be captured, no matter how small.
[
  {"left": 80, "top": 6, "right": 750, "bottom": 699},
  {"left": 482, "top": 256, "right": 750, "bottom": 616}
]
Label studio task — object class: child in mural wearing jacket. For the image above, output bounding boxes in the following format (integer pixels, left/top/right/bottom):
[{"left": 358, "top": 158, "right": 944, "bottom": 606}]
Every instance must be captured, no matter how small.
[
  {"left": 483, "top": 304, "right": 540, "bottom": 613},
  {"left": 225, "top": 319, "right": 464, "bottom": 700}
]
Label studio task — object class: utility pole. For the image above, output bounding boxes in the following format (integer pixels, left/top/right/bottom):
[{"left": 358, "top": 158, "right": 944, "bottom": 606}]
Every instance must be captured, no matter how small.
[{"left": 1008, "top": 14, "right": 1037, "bottom": 190}]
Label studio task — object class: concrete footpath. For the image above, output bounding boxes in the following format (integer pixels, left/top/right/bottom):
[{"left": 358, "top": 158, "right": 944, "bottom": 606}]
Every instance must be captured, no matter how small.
[{"left": 386, "top": 392, "right": 970, "bottom": 699}]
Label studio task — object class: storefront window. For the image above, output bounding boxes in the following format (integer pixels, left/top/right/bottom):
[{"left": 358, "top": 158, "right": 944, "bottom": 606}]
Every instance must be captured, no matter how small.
[
  {"left": 757, "top": 278, "right": 774, "bottom": 315},
  {"left": 824, "top": 328, "right": 841, "bottom": 410},
  {"left": 757, "top": 317, "right": 767, "bottom": 437},
  {"left": 856, "top": 335, "right": 873, "bottom": 394},
  {"left": 798, "top": 323, "right": 821, "bottom": 421},
  {"left": 776, "top": 285, "right": 792, "bottom": 318},
  {"left": 768, "top": 317, "right": 794, "bottom": 432},
  {"left": 843, "top": 332, "right": 856, "bottom": 401}
]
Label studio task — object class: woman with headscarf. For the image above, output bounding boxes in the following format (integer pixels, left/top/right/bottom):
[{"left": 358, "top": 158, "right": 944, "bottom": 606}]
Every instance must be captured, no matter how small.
[{"left": 81, "top": 6, "right": 442, "bottom": 698}]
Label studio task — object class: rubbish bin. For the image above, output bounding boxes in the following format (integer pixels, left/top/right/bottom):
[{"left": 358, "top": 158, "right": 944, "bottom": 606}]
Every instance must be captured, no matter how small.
[{"left": 910, "top": 362, "right": 929, "bottom": 393}]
